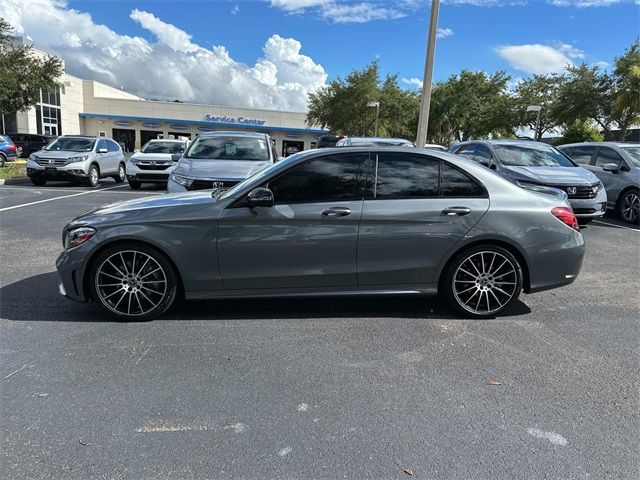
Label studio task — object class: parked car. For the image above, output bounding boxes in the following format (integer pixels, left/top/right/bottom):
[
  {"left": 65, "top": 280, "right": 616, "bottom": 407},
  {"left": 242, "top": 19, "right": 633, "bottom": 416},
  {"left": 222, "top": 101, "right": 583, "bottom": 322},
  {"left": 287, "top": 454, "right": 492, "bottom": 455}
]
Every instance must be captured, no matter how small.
[
  {"left": 558, "top": 142, "right": 640, "bottom": 224},
  {"left": 26, "top": 135, "right": 126, "bottom": 187},
  {"left": 450, "top": 140, "right": 607, "bottom": 224},
  {"left": 167, "top": 131, "right": 276, "bottom": 193},
  {"left": 126, "top": 139, "right": 189, "bottom": 190},
  {"left": 0, "top": 135, "right": 18, "bottom": 166},
  {"left": 336, "top": 137, "right": 415, "bottom": 148},
  {"left": 9, "top": 133, "right": 56, "bottom": 158},
  {"left": 315, "top": 134, "right": 344, "bottom": 148},
  {"left": 57, "top": 147, "right": 584, "bottom": 321}
]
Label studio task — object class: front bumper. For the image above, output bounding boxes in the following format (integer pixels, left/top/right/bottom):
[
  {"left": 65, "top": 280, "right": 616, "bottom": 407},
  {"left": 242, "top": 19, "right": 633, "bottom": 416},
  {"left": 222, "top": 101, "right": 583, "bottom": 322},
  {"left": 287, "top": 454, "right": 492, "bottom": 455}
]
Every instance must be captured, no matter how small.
[
  {"left": 56, "top": 241, "right": 95, "bottom": 303},
  {"left": 27, "top": 160, "right": 88, "bottom": 180},
  {"left": 567, "top": 188, "right": 607, "bottom": 219},
  {"left": 126, "top": 162, "right": 172, "bottom": 184}
]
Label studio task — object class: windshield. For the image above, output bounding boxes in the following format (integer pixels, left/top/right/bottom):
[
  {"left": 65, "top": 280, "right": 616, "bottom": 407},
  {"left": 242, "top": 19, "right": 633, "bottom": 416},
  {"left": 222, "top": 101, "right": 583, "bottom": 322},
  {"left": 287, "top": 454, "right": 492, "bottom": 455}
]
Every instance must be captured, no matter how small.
[
  {"left": 185, "top": 136, "right": 269, "bottom": 161},
  {"left": 45, "top": 137, "right": 95, "bottom": 152},
  {"left": 141, "top": 141, "right": 186, "bottom": 154},
  {"left": 494, "top": 144, "right": 576, "bottom": 167},
  {"left": 620, "top": 146, "right": 640, "bottom": 167}
]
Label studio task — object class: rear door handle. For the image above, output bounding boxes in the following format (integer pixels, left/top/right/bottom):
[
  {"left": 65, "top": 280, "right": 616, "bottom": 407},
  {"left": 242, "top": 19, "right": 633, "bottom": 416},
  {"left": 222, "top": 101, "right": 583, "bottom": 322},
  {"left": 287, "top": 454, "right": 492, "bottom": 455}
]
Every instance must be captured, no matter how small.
[
  {"left": 322, "top": 207, "right": 352, "bottom": 217},
  {"left": 442, "top": 206, "right": 471, "bottom": 216}
]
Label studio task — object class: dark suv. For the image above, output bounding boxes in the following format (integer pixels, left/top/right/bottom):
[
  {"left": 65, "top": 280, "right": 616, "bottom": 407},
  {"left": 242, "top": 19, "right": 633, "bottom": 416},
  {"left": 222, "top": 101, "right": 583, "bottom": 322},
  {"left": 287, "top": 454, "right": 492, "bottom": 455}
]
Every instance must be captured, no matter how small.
[{"left": 10, "top": 133, "right": 56, "bottom": 157}]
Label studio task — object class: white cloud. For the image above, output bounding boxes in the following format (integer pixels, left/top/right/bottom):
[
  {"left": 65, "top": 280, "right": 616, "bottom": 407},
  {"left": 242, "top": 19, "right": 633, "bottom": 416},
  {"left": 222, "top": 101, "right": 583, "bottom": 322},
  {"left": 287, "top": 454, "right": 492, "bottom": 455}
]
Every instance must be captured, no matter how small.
[
  {"left": 496, "top": 43, "right": 578, "bottom": 74},
  {"left": 320, "top": 2, "right": 406, "bottom": 23},
  {"left": 1, "top": 0, "right": 327, "bottom": 111},
  {"left": 549, "top": 0, "right": 622, "bottom": 6},
  {"left": 231, "top": 5, "right": 240, "bottom": 15},
  {"left": 437, "top": 27, "right": 454, "bottom": 39},
  {"left": 402, "top": 77, "right": 423, "bottom": 89}
]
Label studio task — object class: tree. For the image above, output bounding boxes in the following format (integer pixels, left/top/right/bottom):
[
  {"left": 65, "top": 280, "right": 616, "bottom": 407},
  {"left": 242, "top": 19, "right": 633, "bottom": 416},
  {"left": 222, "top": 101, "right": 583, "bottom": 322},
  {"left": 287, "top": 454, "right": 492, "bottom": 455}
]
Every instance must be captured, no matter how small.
[
  {"left": 610, "top": 39, "right": 640, "bottom": 140},
  {"left": 307, "top": 62, "right": 419, "bottom": 138},
  {"left": 554, "top": 119, "right": 604, "bottom": 145},
  {"left": 514, "top": 74, "right": 563, "bottom": 140},
  {"left": 0, "top": 18, "right": 63, "bottom": 118}
]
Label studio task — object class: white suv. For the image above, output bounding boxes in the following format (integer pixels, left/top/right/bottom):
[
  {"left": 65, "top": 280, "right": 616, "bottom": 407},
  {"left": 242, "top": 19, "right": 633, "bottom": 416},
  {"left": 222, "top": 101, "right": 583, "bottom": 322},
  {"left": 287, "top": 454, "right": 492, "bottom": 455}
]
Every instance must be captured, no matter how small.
[
  {"left": 125, "top": 139, "right": 188, "bottom": 190},
  {"left": 27, "top": 136, "right": 125, "bottom": 187}
]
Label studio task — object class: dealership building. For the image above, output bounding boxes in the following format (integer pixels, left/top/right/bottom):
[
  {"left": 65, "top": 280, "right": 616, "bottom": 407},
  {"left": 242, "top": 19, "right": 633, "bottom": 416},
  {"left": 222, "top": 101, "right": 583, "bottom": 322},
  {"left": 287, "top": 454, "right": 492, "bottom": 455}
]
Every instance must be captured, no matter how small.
[{"left": 5, "top": 45, "right": 327, "bottom": 156}]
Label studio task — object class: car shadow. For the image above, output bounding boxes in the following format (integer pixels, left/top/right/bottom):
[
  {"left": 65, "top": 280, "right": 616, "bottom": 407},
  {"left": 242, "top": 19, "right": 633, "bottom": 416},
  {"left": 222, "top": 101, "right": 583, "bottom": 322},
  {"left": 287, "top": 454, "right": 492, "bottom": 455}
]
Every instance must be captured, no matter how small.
[
  {"left": 586, "top": 212, "right": 639, "bottom": 231},
  {"left": 0, "top": 272, "right": 532, "bottom": 323}
]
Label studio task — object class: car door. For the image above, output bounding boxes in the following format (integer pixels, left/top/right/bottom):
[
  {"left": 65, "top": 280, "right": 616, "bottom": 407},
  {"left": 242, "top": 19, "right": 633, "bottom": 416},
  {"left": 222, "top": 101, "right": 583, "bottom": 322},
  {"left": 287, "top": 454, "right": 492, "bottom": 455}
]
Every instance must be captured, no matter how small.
[
  {"left": 474, "top": 144, "right": 496, "bottom": 169},
  {"left": 216, "top": 152, "right": 369, "bottom": 290},
  {"left": 109, "top": 140, "right": 123, "bottom": 169},
  {"left": 357, "top": 153, "right": 490, "bottom": 286},
  {"left": 95, "top": 139, "right": 111, "bottom": 173},
  {"left": 594, "top": 146, "right": 628, "bottom": 206}
]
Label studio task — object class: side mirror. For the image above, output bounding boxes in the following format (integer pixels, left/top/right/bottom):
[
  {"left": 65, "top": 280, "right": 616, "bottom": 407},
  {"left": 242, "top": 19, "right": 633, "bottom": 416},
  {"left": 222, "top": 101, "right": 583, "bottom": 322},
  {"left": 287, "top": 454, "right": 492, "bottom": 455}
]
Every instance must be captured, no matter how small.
[
  {"left": 246, "top": 187, "right": 274, "bottom": 208},
  {"left": 98, "top": 148, "right": 108, "bottom": 154},
  {"left": 171, "top": 154, "right": 182, "bottom": 162},
  {"left": 477, "top": 159, "right": 490, "bottom": 168},
  {"left": 602, "top": 162, "right": 620, "bottom": 173}
]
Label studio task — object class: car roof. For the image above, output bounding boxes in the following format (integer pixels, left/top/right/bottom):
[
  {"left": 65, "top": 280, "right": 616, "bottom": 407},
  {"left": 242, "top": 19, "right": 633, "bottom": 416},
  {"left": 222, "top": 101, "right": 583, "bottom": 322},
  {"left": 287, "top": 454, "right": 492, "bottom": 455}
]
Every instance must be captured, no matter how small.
[
  {"left": 197, "top": 131, "right": 267, "bottom": 139},
  {"left": 558, "top": 141, "right": 640, "bottom": 148},
  {"left": 145, "top": 138, "right": 186, "bottom": 143}
]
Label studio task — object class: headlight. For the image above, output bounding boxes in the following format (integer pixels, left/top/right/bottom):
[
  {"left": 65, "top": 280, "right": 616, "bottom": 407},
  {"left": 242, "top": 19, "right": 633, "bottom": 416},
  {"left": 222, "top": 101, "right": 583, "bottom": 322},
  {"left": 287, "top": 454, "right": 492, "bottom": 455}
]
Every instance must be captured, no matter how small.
[
  {"left": 170, "top": 172, "right": 193, "bottom": 187},
  {"left": 29, "top": 153, "right": 37, "bottom": 162},
  {"left": 515, "top": 180, "right": 539, "bottom": 189},
  {"left": 128, "top": 157, "right": 139, "bottom": 164},
  {"left": 64, "top": 227, "right": 96, "bottom": 249},
  {"left": 68, "top": 155, "right": 89, "bottom": 163},
  {"left": 593, "top": 181, "right": 604, "bottom": 193}
]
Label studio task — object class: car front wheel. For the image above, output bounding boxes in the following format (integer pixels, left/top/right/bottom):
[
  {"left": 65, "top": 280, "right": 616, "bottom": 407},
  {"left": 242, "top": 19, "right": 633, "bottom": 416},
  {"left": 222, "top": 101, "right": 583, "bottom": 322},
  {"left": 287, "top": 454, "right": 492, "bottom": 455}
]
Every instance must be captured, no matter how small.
[
  {"left": 618, "top": 189, "right": 639, "bottom": 224},
  {"left": 89, "top": 244, "right": 178, "bottom": 321},
  {"left": 128, "top": 180, "right": 141, "bottom": 190},
  {"left": 442, "top": 245, "right": 523, "bottom": 319},
  {"left": 113, "top": 163, "right": 126, "bottom": 183}
]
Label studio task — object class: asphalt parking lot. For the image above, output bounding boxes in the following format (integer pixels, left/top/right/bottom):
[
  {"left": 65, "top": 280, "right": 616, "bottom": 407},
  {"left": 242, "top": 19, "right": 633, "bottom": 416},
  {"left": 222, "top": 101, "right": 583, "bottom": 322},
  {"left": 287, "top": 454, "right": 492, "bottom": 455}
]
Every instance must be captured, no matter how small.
[{"left": 1, "top": 180, "right": 638, "bottom": 479}]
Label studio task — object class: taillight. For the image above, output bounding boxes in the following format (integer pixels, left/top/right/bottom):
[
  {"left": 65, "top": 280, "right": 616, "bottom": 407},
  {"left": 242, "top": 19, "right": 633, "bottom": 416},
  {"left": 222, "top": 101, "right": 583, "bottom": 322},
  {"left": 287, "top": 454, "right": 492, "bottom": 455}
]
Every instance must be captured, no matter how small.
[
  {"left": 8, "top": 144, "right": 16, "bottom": 151},
  {"left": 551, "top": 207, "right": 579, "bottom": 231}
]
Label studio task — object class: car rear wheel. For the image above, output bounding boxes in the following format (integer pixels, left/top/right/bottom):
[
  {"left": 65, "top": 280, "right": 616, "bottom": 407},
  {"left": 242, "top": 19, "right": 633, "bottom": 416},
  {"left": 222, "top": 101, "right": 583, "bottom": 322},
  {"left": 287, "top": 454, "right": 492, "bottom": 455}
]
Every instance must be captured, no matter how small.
[
  {"left": 442, "top": 245, "right": 523, "bottom": 319},
  {"left": 618, "top": 189, "right": 639, "bottom": 224},
  {"left": 31, "top": 176, "right": 47, "bottom": 186},
  {"left": 90, "top": 244, "right": 178, "bottom": 321},
  {"left": 128, "top": 180, "right": 141, "bottom": 190},
  {"left": 0, "top": 153, "right": 6, "bottom": 167},
  {"left": 87, "top": 164, "right": 99, "bottom": 187},
  {"left": 113, "top": 163, "right": 126, "bottom": 183}
]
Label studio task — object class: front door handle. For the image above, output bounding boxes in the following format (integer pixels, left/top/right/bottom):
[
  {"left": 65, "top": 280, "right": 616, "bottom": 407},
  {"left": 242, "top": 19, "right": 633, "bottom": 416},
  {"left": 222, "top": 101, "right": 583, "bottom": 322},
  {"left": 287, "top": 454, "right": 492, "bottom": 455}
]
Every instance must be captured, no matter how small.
[
  {"left": 322, "top": 207, "right": 352, "bottom": 217},
  {"left": 442, "top": 206, "right": 471, "bottom": 216}
]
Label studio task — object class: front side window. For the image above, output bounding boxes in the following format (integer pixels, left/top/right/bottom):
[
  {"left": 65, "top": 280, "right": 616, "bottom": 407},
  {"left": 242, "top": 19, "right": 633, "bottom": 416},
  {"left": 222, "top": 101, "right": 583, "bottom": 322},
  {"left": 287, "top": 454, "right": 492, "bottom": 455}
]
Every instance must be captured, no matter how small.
[
  {"left": 45, "top": 137, "right": 95, "bottom": 152},
  {"left": 493, "top": 144, "right": 576, "bottom": 167},
  {"left": 456, "top": 144, "right": 477, "bottom": 159},
  {"left": 186, "top": 136, "right": 269, "bottom": 161},
  {"left": 620, "top": 146, "right": 640, "bottom": 167},
  {"left": 269, "top": 153, "right": 367, "bottom": 204},
  {"left": 595, "top": 147, "right": 624, "bottom": 168},
  {"left": 474, "top": 144, "right": 493, "bottom": 163},
  {"left": 568, "top": 146, "right": 596, "bottom": 165},
  {"left": 374, "top": 153, "right": 439, "bottom": 199},
  {"left": 141, "top": 141, "right": 186, "bottom": 154}
]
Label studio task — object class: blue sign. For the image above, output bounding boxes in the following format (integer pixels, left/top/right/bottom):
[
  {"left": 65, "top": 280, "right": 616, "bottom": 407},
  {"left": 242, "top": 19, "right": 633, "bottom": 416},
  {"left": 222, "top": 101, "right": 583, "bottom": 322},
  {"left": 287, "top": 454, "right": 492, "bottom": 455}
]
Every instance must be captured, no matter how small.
[
  {"left": 169, "top": 124, "right": 189, "bottom": 130},
  {"left": 114, "top": 121, "right": 132, "bottom": 126},
  {"left": 205, "top": 114, "right": 266, "bottom": 126},
  {"left": 198, "top": 126, "right": 215, "bottom": 132},
  {"left": 141, "top": 123, "right": 160, "bottom": 128},
  {"left": 285, "top": 133, "right": 302, "bottom": 139}
]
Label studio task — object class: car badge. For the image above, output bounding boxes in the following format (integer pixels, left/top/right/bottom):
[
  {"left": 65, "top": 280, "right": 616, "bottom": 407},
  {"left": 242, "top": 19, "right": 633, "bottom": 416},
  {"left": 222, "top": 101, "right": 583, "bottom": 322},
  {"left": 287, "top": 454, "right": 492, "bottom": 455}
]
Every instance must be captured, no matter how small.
[
  {"left": 150, "top": 161, "right": 156, "bottom": 166},
  {"left": 566, "top": 187, "right": 577, "bottom": 195},
  {"left": 212, "top": 181, "right": 225, "bottom": 188},
  {"left": 48, "top": 159, "right": 54, "bottom": 165}
]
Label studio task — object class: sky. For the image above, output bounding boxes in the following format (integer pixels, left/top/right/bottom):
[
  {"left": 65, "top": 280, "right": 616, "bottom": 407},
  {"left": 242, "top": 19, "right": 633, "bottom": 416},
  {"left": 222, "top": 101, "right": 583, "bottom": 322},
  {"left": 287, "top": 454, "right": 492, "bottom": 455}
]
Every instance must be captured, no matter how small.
[{"left": 1, "top": 0, "right": 638, "bottom": 112}]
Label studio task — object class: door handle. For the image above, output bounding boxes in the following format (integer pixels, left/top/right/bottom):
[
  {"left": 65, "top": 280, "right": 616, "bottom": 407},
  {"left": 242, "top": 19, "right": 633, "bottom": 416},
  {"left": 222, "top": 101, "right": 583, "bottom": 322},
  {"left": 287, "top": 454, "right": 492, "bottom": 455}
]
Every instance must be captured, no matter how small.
[
  {"left": 321, "top": 207, "right": 352, "bottom": 217},
  {"left": 442, "top": 206, "right": 471, "bottom": 216}
]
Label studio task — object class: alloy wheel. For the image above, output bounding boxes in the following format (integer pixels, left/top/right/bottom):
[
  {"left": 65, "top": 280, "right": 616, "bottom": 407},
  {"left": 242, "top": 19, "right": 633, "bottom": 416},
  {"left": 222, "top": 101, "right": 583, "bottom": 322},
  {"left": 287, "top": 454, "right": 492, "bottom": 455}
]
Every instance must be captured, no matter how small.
[
  {"left": 95, "top": 250, "right": 168, "bottom": 317},
  {"left": 118, "top": 164, "right": 125, "bottom": 180},
  {"left": 89, "top": 167, "right": 99, "bottom": 186},
  {"left": 621, "top": 192, "right": 639, "bottom": 223},
  {"left": 452, "top": 251, "right": 518, "bottom": 315}
]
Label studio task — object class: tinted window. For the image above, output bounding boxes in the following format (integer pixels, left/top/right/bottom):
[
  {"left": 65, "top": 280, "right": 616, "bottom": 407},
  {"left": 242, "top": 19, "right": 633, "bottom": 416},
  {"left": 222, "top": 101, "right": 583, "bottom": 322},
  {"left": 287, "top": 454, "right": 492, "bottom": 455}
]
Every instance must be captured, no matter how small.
[
  {"left": 141, "top": 141, "right": 186, "bottom": 154},
  {"left": 375, "top": 153, "right": 439, "bottom": 199},
  {"left": 568, "top": 146, "right": 596, "bottom": 165},
  {"left": 620, "top": 146, "right": 640, "bottom": 167},
  {"left": 441, "top": 162, "right": 485, "bottom": 197},
  {"left": 474, "top": 144, "right": 493, "bottom": 163},
  {"left": 269, "top": 153, "right": 366, "bottom": 204},
  {"left": 186, "top": 135, "right": 269, "bottom": 161},
  {"left": 493, "top": 143, "right": 576, "bottom": 167},
  {"left": 456, "top": 144, "right": 477, "bottom": 159},
  {"left": 595, "top": 147, "right": 624, "bottom": 168}
]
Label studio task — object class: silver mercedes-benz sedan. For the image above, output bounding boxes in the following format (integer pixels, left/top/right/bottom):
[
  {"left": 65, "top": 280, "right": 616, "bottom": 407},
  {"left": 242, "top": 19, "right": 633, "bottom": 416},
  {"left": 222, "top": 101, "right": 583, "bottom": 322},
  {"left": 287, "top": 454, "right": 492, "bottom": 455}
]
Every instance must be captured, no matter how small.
[{"left": 56, "top": 147, "right": 585, "bottom": 321}]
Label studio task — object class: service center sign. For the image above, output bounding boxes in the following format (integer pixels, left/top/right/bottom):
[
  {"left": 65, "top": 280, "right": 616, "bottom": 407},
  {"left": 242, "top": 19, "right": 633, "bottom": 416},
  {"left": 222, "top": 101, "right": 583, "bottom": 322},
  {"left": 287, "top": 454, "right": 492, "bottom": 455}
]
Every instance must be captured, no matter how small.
[{"left": 205, "top": 114, "right": 266, "bottom": 126}]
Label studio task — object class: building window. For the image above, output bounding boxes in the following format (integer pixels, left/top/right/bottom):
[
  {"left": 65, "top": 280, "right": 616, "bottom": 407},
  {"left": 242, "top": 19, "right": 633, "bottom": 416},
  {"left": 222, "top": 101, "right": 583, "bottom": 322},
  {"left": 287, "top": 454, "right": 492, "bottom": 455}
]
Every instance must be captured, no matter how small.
[{"left": 36, "top": 87, "right": 62, "bottom": 136}]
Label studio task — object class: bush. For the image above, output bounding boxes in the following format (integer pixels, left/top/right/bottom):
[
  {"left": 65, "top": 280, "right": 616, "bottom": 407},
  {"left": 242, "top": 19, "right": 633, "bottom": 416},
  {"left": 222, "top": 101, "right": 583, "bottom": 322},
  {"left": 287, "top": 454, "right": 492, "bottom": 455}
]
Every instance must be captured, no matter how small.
[{"left": 557, "top": 119, "right": 604, "bottom": 145}]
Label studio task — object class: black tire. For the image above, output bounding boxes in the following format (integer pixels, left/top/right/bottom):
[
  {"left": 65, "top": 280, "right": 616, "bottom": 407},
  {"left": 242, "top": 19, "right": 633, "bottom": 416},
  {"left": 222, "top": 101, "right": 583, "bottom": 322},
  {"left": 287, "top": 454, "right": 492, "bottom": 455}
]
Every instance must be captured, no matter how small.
[
  {"left": 0, "top": 153, "right": 6, "bottom": 167},
  {"left": 618, "top": 188, "right": 639, "bottom": 224},
  {"left": 89, "top": 243, "right": 178, "bottom": 321},
  {"left": 441, "top": 245, "right": 523, "bottom": 319},
  {"left": 578, "top": 218, "right": 593, "bottom": 226},
  {"left": 87, "top": 164, "right": 99, "bottom": 187},
  {"left": 113, "top": 163, "right": 126, "bottom": 183},
  {"left": 128, "top": 180, "right": 142, "bottom": 190},
  {"left": 30, "top": 176, "right": 47, "bottom": 186}
]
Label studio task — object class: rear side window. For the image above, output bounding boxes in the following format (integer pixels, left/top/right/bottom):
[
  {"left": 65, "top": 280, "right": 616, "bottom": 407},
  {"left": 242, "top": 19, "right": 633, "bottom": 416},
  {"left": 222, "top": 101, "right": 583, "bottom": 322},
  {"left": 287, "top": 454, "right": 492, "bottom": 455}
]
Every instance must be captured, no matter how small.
[
  {"left": 269, "top": 153, "right": 367, "bottom": 204},
  {"left": 569, "top": 146, "right": 596, "bottom": 165},
  {"left": 374, "top": 153, "right": 439, "bottom": 198},
  {"left": 441, "top": 162, "right": 485, "bottom": 197},
  {"left": 595, "top": 147, "right": 624, "bottom": 168}
]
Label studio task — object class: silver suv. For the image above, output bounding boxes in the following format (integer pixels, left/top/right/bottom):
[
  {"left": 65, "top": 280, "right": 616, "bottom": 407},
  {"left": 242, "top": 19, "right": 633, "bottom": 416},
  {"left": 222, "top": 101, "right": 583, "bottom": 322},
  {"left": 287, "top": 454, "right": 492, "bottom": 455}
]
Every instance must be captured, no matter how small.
[
  {"left": 27, "top": 136, "right": 125, "bottom": 187},
  {"left": 558, "top": 142, "right": 640, "bottom": 224},
  {"left": 126, "top": 139, "right": 189, "bottom": 190}
]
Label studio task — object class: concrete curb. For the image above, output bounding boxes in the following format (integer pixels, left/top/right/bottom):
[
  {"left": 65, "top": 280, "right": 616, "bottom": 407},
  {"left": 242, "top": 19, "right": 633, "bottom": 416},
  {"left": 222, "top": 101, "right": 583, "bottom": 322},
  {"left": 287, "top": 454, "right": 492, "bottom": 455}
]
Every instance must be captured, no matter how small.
[{"left": 0, "top": 177, "right": 30, "bottom": 185}]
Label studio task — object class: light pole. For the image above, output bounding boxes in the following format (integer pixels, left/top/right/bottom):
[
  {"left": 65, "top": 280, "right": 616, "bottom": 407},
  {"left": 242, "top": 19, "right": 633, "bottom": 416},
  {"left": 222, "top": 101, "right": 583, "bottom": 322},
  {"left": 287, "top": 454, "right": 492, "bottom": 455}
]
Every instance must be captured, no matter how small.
[
  {"left": 367, "top": 101, "right": 380, "bottom": 136},
  {"left": 527, "top": 105, "right": 542, "bottom": 141},
  {"left": 416, "top": 0, "right": 440, "bottom": 148}
]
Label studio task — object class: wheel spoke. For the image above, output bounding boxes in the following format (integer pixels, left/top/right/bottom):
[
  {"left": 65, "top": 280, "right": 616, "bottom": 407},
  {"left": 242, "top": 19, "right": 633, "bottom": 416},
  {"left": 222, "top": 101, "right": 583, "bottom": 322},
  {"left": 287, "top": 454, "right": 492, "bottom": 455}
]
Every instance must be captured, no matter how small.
[
  {"left": 140, "top": 267, "right": 161, "bottom": 280},
  {"left": 458, "top": 268, "right": 477, "bottom": 279},
  {"left": 464, "top": 289, "right": 480, "bottom": 307},
  {"left": 119, "top": 252, "right": 129, "bottom": 275},
  {"left": 98, "top": 271, "right": 123, "bottom": 281},
  {"left": 488, "top": 288, "right": 503, "bottom": 308},
  {"left": 480, "top": 252, "right": 486, "bottom": 274},
  {"left": 103, "top": 288, "right": 124, "bottom": 301},
  {"left": 106, "top": 259, "right": 127, "bottom": 278},
  {"left": 136, "top": 256, "right": 150, "bottom": 276}
]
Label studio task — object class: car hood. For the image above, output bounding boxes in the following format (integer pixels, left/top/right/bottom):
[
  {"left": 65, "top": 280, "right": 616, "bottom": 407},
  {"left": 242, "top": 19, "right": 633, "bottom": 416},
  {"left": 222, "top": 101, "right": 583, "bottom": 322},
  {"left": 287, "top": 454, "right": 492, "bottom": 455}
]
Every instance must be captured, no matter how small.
[
  {"left": 131, "top": 152, "right": 176, "bottom": 161},
  {"left": 35, "top": 150, "right": 91, "bottom": 159},
  {"left": 175, "top": 158, "right": 270, "bottom": 180},
  {"left": 503, "top": 165, "right": 598, "bottom": 185},
  {"left": 68, "top": 190, "right": 217, "bottom": 228}
]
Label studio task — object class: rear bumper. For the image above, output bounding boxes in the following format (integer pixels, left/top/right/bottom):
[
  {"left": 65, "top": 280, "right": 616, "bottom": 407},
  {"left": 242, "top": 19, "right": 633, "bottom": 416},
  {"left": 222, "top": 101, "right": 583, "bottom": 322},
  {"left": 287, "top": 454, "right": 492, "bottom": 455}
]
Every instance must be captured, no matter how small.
[{"left": 526, "top": 230, "right": 585, "bottom": 293}]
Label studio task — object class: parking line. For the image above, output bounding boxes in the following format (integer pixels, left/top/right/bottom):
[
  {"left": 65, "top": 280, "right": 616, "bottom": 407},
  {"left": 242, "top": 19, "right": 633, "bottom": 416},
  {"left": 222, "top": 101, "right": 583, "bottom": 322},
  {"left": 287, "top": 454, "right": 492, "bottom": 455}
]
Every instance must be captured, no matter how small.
[
  {"left": 1, "top": 185, "right": 159, "bottom": 195},
  {"left": 591, "top": 220, "right": 640, "bottom": 232},
  {"left": 0, "top": 185, "right": 128, "bottom": 213}
]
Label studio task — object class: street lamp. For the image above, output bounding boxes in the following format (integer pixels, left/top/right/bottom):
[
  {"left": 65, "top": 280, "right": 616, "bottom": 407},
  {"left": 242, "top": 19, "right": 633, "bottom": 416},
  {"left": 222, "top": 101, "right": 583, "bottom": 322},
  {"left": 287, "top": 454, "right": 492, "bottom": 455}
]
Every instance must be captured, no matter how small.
[
  {"left": 527, "top": 105, "right": 542, "bottom": 141},
  {"left": 416, "top": 0, "right": 440, "bottom": 147},
  {"left": 367, "top": 101, "right": 380, "bottom": 136}
]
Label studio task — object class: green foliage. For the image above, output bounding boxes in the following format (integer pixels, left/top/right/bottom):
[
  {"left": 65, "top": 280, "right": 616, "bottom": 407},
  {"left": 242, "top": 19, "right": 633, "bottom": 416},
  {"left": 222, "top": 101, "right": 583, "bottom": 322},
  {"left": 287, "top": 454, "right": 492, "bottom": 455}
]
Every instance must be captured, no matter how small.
[
  {"left": 556, "top": 119, "right": 604, "bottom": 145},
  {"left": 0, "top": 18, "right": 63, "bottom": 115},
  {"left": 610, "top": 39, "right": 640, "bottom": 140}
]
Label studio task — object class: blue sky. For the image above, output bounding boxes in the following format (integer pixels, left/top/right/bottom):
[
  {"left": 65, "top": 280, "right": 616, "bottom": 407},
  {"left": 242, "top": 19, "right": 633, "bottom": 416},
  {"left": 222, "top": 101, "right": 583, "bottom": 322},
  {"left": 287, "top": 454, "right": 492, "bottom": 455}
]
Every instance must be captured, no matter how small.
[{"left": 1, "top": 1, "right": 638, "bottom": 110}]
